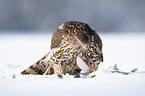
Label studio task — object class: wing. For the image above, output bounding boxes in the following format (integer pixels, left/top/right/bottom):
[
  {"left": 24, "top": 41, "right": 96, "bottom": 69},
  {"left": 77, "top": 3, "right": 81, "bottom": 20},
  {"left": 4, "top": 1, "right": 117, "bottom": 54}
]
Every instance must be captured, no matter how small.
[
  {"left": 21, "top": 51, "right": 54, "bottom": 75},
  {"left": 78, "top": 33, "right": 103, "bottom": 73}
]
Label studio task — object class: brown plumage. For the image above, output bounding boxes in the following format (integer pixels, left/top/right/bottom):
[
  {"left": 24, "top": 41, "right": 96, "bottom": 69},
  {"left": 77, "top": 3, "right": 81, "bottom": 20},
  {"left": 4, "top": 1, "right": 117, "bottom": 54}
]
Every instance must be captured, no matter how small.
[{"left": 21, "top": 21, "right": 103, "bottom": 77}]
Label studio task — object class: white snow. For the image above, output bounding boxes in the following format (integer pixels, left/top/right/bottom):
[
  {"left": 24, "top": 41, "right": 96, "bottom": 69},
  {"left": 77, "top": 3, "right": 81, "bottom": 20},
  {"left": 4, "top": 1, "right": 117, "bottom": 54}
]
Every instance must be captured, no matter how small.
[{"left": 0, "top": 32, "right": 145, "bottom": 96}]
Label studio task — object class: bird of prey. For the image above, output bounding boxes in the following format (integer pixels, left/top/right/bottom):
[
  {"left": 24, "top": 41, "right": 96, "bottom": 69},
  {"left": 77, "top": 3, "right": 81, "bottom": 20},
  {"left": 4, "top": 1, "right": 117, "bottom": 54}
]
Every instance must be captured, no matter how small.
[{"left": 21, "top": 21, "right": 103, "bottom": 78}]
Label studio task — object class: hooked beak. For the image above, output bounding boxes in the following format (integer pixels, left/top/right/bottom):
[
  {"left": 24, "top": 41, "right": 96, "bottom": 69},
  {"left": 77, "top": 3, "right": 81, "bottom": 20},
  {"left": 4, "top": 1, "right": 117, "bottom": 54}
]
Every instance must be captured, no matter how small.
[
  {"left": 84, "top": 44, "right": 87, "bottom": 48},
  {"left": 76, "top": 44, "right": 87, "bottom": 50},
  {"left": 83, "top": 44, "right": 88, "bottom": 49}
]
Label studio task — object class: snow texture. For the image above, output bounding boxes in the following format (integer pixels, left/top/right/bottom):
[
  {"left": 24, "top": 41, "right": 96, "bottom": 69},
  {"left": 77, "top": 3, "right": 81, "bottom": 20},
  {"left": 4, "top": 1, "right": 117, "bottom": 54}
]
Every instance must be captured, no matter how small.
[{"left": 0, "top": 32, "right": 145, "bottom": 96}]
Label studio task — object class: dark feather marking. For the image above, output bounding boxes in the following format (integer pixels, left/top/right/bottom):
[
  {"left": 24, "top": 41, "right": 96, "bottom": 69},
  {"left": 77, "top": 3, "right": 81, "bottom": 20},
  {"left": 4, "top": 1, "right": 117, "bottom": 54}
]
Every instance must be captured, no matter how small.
[
  {"left": 42, "top": 56, "right": 46, "bottom": 60},
  {"left": 24, "top": 73, "right": 30, "bottom": 75},
  {"left": 36, "top": 61, "right": 40, "bottom": 65},
  {"left": 38, "top": 70, "right": 44, "bottom": 75},
  {"left": 29, "top": 65, "right": 33, "bottom": 69},
  {"left": 43, "top": 64, "right": 46, "bottom": 68},
  {"left": 21, "top": 70, "right": 26, "bottom": 74}
]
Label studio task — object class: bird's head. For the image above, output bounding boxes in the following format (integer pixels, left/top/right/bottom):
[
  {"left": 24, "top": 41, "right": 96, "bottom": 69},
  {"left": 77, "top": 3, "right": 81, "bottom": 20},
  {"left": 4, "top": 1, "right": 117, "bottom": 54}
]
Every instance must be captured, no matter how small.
[{"left": 58, "top": 21, "right": 91, "bottom": 52}]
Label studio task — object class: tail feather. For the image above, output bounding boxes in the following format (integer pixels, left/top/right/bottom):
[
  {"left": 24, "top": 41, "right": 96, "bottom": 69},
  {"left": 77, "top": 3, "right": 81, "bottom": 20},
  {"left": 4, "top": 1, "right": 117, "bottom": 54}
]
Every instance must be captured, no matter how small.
[{"left": 21, "top": 51, "right": 54, "bottom": 75}]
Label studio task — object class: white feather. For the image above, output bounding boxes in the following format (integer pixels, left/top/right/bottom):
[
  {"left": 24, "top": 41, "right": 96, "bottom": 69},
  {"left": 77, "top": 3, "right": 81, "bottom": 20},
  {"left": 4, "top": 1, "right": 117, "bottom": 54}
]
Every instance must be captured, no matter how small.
[{"left": 77, "top": 57, "right": 89, "bottom": 72}]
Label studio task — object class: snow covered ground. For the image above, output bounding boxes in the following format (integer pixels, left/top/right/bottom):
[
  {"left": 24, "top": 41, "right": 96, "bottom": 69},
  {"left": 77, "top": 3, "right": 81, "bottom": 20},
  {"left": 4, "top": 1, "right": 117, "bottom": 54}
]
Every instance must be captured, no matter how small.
[{"left": 0, "top": 32, "right": 145, "bottom": 96}]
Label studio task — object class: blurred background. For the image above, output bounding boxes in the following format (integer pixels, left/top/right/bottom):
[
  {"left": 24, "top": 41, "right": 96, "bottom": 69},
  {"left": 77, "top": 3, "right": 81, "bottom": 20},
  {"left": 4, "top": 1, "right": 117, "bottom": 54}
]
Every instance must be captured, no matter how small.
[
  {"left": 0, "top": 0, "right": 145, "bottom": 70},
  {"left": 0, "top": 0, "right": 145, "bottom": 33},
  {"left": 0, "top": 1, "right": 145, "bottom": 94}
]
